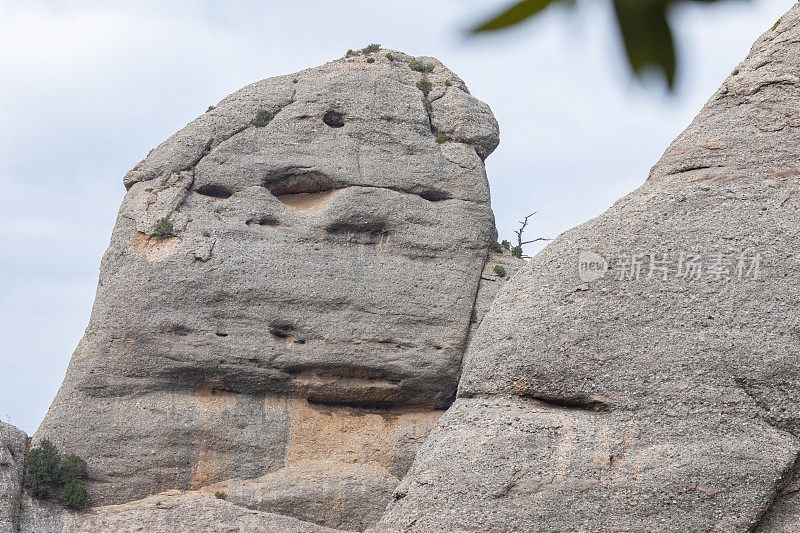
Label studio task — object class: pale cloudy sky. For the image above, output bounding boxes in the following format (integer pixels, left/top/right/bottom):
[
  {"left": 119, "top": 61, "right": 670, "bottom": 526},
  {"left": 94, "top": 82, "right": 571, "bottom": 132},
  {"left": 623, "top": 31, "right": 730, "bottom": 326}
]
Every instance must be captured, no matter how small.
[{"left": 0, "top": 0, "right": 793, "bottom": 434}]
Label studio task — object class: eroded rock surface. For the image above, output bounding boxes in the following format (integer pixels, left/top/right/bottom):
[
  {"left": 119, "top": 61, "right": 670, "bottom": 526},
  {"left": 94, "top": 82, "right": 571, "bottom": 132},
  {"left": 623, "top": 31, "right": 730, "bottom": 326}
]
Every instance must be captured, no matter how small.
[
  {"left": 0, "top": 423, "right": 26, "bottom": 532},
  {"left": 19, "top": 491, "right": 344, "bottom": 533},
  {"left": 34, "top": 48, "right": 499, "bottom": 530},
  {"left": 376, "top": 6, "right": 800, "bottom": 532}
]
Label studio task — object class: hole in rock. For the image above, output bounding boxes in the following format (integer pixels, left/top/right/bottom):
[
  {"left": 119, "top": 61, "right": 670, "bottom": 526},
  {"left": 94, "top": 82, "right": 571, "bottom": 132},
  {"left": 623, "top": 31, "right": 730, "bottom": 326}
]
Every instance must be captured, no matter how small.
[
  {"left": 322, "top": 110, "right": 345, "bottom": 128},
  {"left": 246, "top": 216, "right": 279, "bottom": 227},
  {"left": 269, "top": 324, "right": 291, "bottom": 339},
  {"left": 196, "top": 184, "right": 233, "bottom": 199},
  {"left": 215, "top": 332, "right": 228, "bottom": 337},
  {"left": 326, "top": 218, "right": 389, "bottom": 245},
  {"left": 417, "top": 188, "right": 451, "bottom": 202},
  {"left": 265, "top": 170, "right": 341, "bottom": 210}
]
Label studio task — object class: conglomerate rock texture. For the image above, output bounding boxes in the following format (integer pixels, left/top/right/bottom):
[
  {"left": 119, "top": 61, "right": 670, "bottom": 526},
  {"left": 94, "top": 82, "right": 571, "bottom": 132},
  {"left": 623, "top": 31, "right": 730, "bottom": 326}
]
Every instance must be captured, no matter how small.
[
  {"left": 0, "top": 423, "right": 26, "bottom": 532},
  {"left": 31, "top": 48, "right": 500, "bottom": 531},
  {"left": 18, "top": 491, "right": 343, "bottom": 533},
  {"left": 375, "top": 5, "right": 800, "bottom": 532}
]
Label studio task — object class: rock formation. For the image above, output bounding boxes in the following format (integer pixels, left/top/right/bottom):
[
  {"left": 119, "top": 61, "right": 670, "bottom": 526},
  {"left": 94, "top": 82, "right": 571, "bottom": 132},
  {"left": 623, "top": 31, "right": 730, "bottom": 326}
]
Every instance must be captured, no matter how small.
[
  {"left": 19, "top": 48, "right": 512, "bottom": 531},
  {"left": 9, "top": 4, "right": 798, "bottom": 529},
  {"left": 0, "top": 423, "right": 26, "bottom": 532},
  {"left": 376, "top": 6, "right": 800, "bottom": 532}
]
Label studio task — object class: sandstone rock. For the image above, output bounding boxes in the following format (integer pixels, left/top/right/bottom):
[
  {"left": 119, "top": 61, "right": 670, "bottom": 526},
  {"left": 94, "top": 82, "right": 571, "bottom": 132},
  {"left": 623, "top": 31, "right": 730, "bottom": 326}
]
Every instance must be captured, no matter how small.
[
  {"left": 376, "top": 6, "right": 800, "bottom": 532},
  {"left": 35, "top": 47, "right": 499, "bottom": 527},
  {"left": 0, "top": 423, "right": 26, "bottom": 532},
  {"left": 203, "top": 460, "right": 397, "bottom": 531},
  {"left": 19, "top": 490, "right": 345, "bottom": 533}
]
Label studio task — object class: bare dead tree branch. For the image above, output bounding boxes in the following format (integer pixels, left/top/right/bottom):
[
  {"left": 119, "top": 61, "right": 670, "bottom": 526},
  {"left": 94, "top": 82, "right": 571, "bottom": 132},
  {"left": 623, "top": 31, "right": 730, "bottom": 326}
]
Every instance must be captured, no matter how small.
[{"left": 512, "top": 211, "right": 551, "bottom": 259}]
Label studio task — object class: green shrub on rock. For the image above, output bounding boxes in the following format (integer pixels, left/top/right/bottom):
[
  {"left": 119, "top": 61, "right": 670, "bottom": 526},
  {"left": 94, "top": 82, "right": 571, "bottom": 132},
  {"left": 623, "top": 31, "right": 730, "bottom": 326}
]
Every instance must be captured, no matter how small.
[
  {"left": 253, "top": 109, "right": 274, "bottom": 127},
  {"left": 62, "top": 481, "right": 88, "bottom": 510},
  {"left": 490, "top": 242, "right": 503, "bottom": 254},
  {"left": 511, "top": 245, "right": 523, "bottom": 258},
  {"left": 26, "top": 438, "right": 60, "bottom": 498},
  {"left": 60, "top": 454, "right": 88, "bottom": 485},
  {"left": 409, "top": 59, "right": 434, "bottom": 73},
  {"left": 214, "top": 491, "right": 227, "bottom": 500},
  {"left": 493, "top": 265, "right": 506, "bottom": 278},
  {"left": 153, "top": 218, "right": 173, "bottom": 237},
  {"left": 361, "top": 43, "right": 381, "bottom": 54},
  {"left": 26, "top": 439, "right": 90, "bottom": 510},
  {"left": 416, "top": 77, "right": 432, "bottom": 97}
]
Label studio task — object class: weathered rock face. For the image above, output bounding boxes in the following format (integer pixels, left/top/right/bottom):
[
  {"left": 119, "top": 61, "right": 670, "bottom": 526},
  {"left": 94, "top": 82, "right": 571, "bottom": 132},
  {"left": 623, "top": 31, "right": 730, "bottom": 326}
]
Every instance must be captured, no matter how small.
[
  {"left": 376, "top": 7, "right": 800, "bottom": 533},
  {"left": 0, "top": 423, "right": 26, "bottom": 532},
  {"left": 19, "top": 491, "right": 343, "bottom": 533},
  {"left": 35, "top": 46, "right": 499, "bottom": 529}
]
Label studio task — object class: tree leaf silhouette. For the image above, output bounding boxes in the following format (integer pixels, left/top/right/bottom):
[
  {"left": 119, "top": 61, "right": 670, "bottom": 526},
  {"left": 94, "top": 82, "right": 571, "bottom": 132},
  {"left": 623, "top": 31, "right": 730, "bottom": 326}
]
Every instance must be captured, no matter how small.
[{"left": 472, "top": 0, "right": 739, "bottom": 90}]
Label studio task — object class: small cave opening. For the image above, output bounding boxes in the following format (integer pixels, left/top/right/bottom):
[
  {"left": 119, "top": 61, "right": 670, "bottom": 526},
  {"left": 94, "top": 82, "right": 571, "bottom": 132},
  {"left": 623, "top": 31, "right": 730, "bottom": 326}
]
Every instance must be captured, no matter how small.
[
  {"left": 417, "top": 188, "right": 451, "bottom": 202},
  {"left": 265, "top": 170, "right": 341, "bottom": 210},
  {"left": 322, "top": 110, "right": 345, "bottom": 128},
  {"left": 196, "top": 184, "right": 233, "bottom": 199}
]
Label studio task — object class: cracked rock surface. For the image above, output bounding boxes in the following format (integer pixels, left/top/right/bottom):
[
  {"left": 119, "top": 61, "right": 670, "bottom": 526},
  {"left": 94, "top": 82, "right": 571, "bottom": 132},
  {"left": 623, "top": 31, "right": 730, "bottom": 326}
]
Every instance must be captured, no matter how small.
[
  {"left": 34, "top": 46, "right": 499, "bottom": 528},
  {"left": 375, "top": 5, "right": 800, "bottom": 532}
]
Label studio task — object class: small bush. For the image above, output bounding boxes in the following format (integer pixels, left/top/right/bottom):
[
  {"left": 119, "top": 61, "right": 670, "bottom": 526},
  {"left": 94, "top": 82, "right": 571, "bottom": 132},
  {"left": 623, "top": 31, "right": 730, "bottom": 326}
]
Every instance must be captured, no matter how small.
[
  {"left": 501, "top": 240, "right": 511, "bottom": 250},
  {"left": 385, "top": 53, "right": 395, "bottom": 61},
  {"left": 366, "top": 57, "right": 375, "bottom": 63},
  {"left": 62, "top": 481, "right": 88, "bottom": 510},
  {"left": 470, "top": 307, "right": 477, "bottom": 324},
  {"left": 253, "top": 109, "right": 274, "bottom": 127},
  {"left": 60, "top": 454, "right": 88, "bottom": 485},
  {"left": 490, "top": 242, "right": 503, "bottom": 254},
  {"left": 361, "top": 43, "right": 381, "bottom": 54},
  {"left": 444, "top": 80, "right": 452, "bottom": 87},
  {"left": 435, "top": 133, "right": 448, "bottom": 144},
  {"left": 26, "top": 439, "right": 89, "bottom": 510},
  {"left": 511, "top": 245, "right": 523, "bottom": 258},
  {"left": 416, "top": 77, "right": 432, "bottom": 97},
  {"left": 206, "top": 105, "right": 215, "bottom": 112},
  {"left": 732, "top": 69, "right": 739, "bottom": 76},
  {"left": 214, "top": 491, "right": 227, "bottom": 500},
  {"left": 292, "top": 78, "right": 298, "bottom": 83},
  {"left": 153, "top": 218, "right": 173, "bottom": 237},
  {"left": 493, "top": 265, "right": 506, "bottom": 278},
  {"left": 772, "top": 18, "right": 782, "bottom": 31},
  {"left": 409, "top": 59, "right": 434, "bottom": 73},
  {"left": 345, "top": 49, "right": 359, "bottom": 58},
  {"left": 26, "top": 439, "right": 60, "bottom": 498}
]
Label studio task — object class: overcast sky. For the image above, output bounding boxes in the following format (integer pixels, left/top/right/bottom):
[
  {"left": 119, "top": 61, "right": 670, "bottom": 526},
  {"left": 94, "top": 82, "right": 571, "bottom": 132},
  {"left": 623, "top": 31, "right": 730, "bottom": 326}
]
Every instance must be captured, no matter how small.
[{"left": 0, "top": 0, "right": 793, "bottom": 434}]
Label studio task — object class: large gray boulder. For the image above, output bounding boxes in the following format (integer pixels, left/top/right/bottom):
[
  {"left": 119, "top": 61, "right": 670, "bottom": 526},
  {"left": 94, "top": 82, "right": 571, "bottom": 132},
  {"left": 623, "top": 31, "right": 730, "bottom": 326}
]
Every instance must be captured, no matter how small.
[
  {"left": 376, "top": 5, "right": 800, "bottom": 532},
  {"left": 34, "top": 46, "right": 499, "bottom": 530},
  {"left": 0, "top": 423, "right": 26, "bottom": 533}
]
